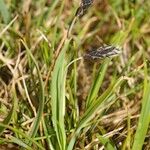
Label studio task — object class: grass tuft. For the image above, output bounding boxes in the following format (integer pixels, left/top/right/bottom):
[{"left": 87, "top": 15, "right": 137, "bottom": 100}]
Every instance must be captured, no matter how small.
[{"left": 0, "top": 0, "right": 149, "bottom": 149}]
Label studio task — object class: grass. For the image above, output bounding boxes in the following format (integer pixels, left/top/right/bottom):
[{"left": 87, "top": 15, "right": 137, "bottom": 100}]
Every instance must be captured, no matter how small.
[{"left": 0, "top": 0, "right": 150, "bottom": 150}]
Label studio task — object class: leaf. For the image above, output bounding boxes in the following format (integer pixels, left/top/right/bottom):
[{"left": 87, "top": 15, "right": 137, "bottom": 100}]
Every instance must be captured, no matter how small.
[
  {"left": 21, "top": 40, "right": 45, "bottom": 145},
  {"left": 86, "top": 58, "right": 110, "bottom": 108},
  {"left": 51, "top": 39, "right": 70, "bottom": 150},
  {"left": 132, "top": 60, "right": 150, "bottom": 150}
]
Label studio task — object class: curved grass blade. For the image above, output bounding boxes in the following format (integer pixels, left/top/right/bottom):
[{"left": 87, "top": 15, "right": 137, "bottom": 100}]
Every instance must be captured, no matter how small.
[
  {"left": 132, "top": 60, "right": 150, "bottom": 150},
  {"left": 21, "top": 40, "right": 45, "bottom": 144}
]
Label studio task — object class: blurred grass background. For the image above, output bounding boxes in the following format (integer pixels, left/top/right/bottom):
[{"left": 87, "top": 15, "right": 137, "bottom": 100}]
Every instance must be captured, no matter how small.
[{"left": 0, "top": 0, "right": 150, "bottom": 149}]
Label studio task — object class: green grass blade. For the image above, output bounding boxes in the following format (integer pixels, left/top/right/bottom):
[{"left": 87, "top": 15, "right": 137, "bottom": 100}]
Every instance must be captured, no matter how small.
[
  {"left": 132, "top": 61, "right": 150, "bottom": 150},
  {"left": 51, "top": 39, "right": 70, "bottom": 150},
  {"left": 86, "top": 58, "right": 110, "bottom": 108},
  {"left": 0, "top": 0, "right": 10, "bottom": 24},
  {"left": 42, "top": 118, "right": 55, "bottom": 150},
  {"left": 67, "top": 76, "right": 125, "bottom": 150},
  {"left": 21, "top": 40, "right": 45, "bottom": 143},
  {"left": 0, "top": 123, "right": 45, "bottom": 150},
  {"left": 78, "top": 77, "right": 122, "bottom": 130}
]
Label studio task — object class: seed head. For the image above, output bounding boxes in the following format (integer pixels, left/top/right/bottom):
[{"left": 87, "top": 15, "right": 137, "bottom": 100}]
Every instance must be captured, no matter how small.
[
  {"left": 76, "top": 0, "right": 93, "bottom": 17},
  {"left": 84, "top": 45, "right": 122, "bottom": 60}
]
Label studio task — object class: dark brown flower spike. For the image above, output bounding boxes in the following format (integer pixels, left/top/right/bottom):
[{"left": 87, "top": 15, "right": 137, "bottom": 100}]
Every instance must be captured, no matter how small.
[
  {"left": 84, "top": 45, "right": 121, "bottom": 60},
  {"left": 76, "top": 0, "right": 93, "bottom": 17},
  {"left": 67, "top": 0, "right": 93, "bottom": 37}
]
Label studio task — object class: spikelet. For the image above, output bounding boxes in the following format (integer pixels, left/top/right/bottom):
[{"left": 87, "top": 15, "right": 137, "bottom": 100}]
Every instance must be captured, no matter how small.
[
  {"left": 76, "top": 0, "right": 93, "bottom": 17},
  {"left": 67, "top": 0, "right": 93, "bottom": 37},
  {"left": 84, "top": 45, "right": 121, "bottom": 60}
]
